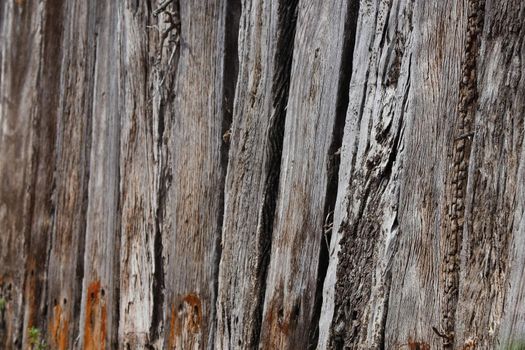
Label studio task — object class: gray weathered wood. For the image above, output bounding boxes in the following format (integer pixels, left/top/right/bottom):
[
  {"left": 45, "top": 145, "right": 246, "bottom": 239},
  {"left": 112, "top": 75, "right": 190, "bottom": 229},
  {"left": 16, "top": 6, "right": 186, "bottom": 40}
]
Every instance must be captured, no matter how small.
[
  {"left": 117, "top": 1, "right": 163, "bottom": 348},
  {"left": 77, "top": 2, "right": 121, "bottom": 349},
  {"left": 45, "top": 1, "right": 90, "bottom": 350},
  {"left": 0, "top": 1, "right": 42, "bottom": 347},
  {"left": 216, "top": 0, "right": 294, "bottom": 348},
  {"left": 0, "top": 0, "right": 524, "bottom": 349},
  {"left": 161, "top": 1, "right": 233, "bottom": 348},
  {"left": 320, "top": 1, "right": 525, "bottom": 349},
  {"left": 257, "top": 0, "right": 352, "bottom": 348}
]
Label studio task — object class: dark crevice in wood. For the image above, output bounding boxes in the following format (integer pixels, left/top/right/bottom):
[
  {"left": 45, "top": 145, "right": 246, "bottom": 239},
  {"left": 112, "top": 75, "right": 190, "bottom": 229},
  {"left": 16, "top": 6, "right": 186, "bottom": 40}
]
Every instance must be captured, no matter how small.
[
  {"left": 378, "top": 0, "right": 394, "bottom": 50},
  {"left": 213, "top": 0, "right": 242, "bottom": 342},
  {"left": 150, "top": 168, "right": 167, "bottom": 343},
  {"left": 378, "top": 268, "right": 393, "bottom": 350},
  {"left": 213, "top": 0, "right": 242, "bottom": 346},
  {"left": 111, "top": 3, "right": 123, "bottom": 348},
  {"left": 331, "top": 164, "right": 375, "bottom": 350},
  {"left": 40, "top": 0, "right": 66, "bottom": 340},
  {"left": 382, "top": 65, "right": 409, "bottom": 183},
  {"left": 150, "top": 1, "right": 180, "bottom": 345},
  {"left": 442, "top": 0, "right": 485, "bottom": 347},
  {"left": 330, "top": 23, "right": 411, "bottom": 350},
  {"left": 113, "top": 170, "right": 122, "bottom": 350},
  {"left": 308, "top": 1, "right": 360, "bottom": 349},
  {"left": 250, "top": 0, "right": 299, "bottom": 347}
]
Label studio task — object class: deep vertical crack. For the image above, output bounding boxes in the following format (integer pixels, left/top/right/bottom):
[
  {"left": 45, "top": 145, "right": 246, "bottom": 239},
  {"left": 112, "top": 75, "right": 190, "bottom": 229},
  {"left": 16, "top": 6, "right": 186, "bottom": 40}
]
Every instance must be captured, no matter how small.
[
  {"left": 308, "top": 1, "right": 360, "bottom": 349},
  {"left": 251, "top": 0, "right": 299, "bottom": 347}
]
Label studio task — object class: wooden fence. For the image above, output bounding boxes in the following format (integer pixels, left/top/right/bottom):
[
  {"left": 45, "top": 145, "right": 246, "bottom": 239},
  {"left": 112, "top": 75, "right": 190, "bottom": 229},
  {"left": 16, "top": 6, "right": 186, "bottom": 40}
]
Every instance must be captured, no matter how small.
[{"left": 0, "top": 0, "right": 524, "bottom": 349}]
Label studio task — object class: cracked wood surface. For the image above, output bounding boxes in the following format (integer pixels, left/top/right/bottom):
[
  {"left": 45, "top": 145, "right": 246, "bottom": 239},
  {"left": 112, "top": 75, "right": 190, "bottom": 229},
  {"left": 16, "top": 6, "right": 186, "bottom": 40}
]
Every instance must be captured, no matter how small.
[{"left": 0, "top": 0, "right": 524, "bottom": 349}]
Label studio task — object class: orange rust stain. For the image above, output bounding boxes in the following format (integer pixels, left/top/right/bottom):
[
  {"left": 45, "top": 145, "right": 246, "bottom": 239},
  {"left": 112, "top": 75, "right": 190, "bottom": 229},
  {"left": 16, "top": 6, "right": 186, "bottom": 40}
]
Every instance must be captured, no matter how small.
[
  {"left": 182, "top": 293, "right": 202, "bottom": 333},
  {"left": 49, "top": 304, "right": 69, "bottom": 350},
  {"left": 407, "top": 338, "right": 431, "bottom": 350},
  {"left": 265, "top": 299, "right": 289, "bottom": 335},
  {"left": 168, "top": 294, "right": 203, "bottom": 349},
  {"left": 168, "top": 303, "right": 178, "bottom": 350},
  {"left": 260, "top": 297, "right": 290, "bottom": 349},
  {"left": 462, "top": 338, "right": 476, "bottom": 350},
  {"left": 84, "top": 281, "right": 107, "bottom": 350}
]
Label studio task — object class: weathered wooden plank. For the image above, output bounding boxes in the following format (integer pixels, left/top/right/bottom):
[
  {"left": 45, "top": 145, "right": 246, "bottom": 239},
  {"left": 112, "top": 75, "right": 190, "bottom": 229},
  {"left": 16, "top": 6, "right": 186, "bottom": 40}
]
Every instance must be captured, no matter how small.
[
  {"left": 45, "top": 1, "right": 91, "bottom": 349},
  {"left": 456, "top": 1, "right": 525, "bottom": 348},
  {"left": 321, "top": 1, "right": 525, "bottom": 349},
  {"left": 117, "top": 1, "right": 162, "bottom": 348},
  {"left": 257, "top": 0, "right": 353, "bottom": 348},
  {"left": 381, "top": 3, "right": 456, "bottom": 348},
  {"left": 321, "top": 0, "right": 421, "bottom": 346},
  {"left": 216, "top": 0, "right": 294, "bottom": 348},
  {"left": 0, "top": 1, "right": 64, "bottom": 348},
  {"left": 322, "top": 1, "right": 461, "bottom": 348},
  {"left": 323, "top": 0, "right": 467, "bottom": 348},
  {"left": 77, "top": 2, "right": 122, "bottom": 349},
  {"left": 0, "top": 1, "right": 40, "bottom": 348},
  {"left": 161, "top": 1, "right": 233, "bottom": 348}
]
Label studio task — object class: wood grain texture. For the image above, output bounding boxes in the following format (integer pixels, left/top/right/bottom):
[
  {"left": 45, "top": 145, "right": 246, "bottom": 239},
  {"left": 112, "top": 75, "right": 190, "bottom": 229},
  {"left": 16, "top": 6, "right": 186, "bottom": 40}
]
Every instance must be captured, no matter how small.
[
  {"left": 216, "top": 0, "right": 294, "bottom": 348},
  {"left": 456, "top": 1, "right": 525, "bottom": 348},
  {"left": 45, "top": 2, "right": 92, "bottom": 350},
  {"left": 0, "top": 0, "right": 524, "bottom": 349},
  {"left": 117, "top": 1, "right": 163, "bottom": 348},
  {"left": 0, "top": 1, "right": 63, "bottom": 348},
  {"left": 257, "top": 0, "right": 352, "bottom": 348},
  {"left": 77, "top": 2, "right": 121, "bottom": 349},
  {"left": 322, "top": 0, "right": 525, "bottom": 349},
  {"left": 161, "top": 1, "right": 232, "bottom": 349},
  {"left": 0, "top": 1, "right": 41, "bottom": 347}
]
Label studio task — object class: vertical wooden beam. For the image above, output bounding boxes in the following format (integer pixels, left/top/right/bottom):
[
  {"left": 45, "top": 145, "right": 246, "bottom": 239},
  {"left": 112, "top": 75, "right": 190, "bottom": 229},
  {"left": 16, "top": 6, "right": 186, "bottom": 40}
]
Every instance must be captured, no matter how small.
[
  {"left": 162, "top": 1, "right": 235, "bottom": 348},
  {"left": 216, "top": 0, "right": 294, "bottom": 348},
  {"left": 0, "top": 1, "right": 63, "bottom": 348},
  {"left": 457, "top": 1, "right": 525, "bottom": 348},
  {"left": 78, "top": 2, "right": 122, "bottom": 349},
  {"left": 258, "top": 0, "right": 352, "bottom": 348},
  {"left": 45, "top": 1, "right": 91, "bottom": 349},
  {"left": 321, "top": 0, "right": 465, "bottom": 348},
  {"left": 117, "top": 1, "right": 159, "bottom": 348}
]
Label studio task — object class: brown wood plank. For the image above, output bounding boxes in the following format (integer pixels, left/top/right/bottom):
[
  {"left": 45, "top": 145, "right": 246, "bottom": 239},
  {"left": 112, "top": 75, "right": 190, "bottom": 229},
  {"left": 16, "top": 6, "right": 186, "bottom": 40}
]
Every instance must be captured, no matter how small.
[
  {"left": 0, "top": 1, "right": 42, "bottom": 347},
  {"left": 161, "top": 1, "right": 234, "bottom": 348},
  {"left": 117, "top": 1, "right": 160, "bottom": 348},
  {"left": 216, "top": 0, "right": 294, "bottom": 348},
  {"left": 456, "top": 1, "right": 525, "bottom": 348},
  {"left": 77, "top": 2, "right": 122, "bottom": 349},
  {"left": 45, "top": 1, "right": 91, "bottom": 348},
  {"left": 257, "top": 0, "right": 353, "bottom": 348},
  {"left": 0, "top": 1, "right": 64, "bottom": 348}
]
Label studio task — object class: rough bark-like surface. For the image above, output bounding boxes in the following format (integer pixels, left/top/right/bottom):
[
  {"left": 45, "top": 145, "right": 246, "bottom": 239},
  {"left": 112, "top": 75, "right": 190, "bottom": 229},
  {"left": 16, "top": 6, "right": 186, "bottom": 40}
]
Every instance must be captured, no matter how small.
[
  {"left": 257, "top": 0, "right": 354, "bottom": 348},
  {"left": 160, "top": 1, "right": 234, "bottom": 349},
  {"left": 77, "top": 1, "right": 122, "bottom": 348},
  {"left": 117, "top": 1, "right": 164, "bottom": 348},
  {"left": 215, "top": 0, "right": 294, "bottom": 348},
  {"left": 0, "top": 0, "right": 524, "bottom": 349},
  {"left": 322, "top": 0, "right": 525, "bottom": 349},
  {"left": 45, "top": 1, "right": 90, "bottom": 349}
]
